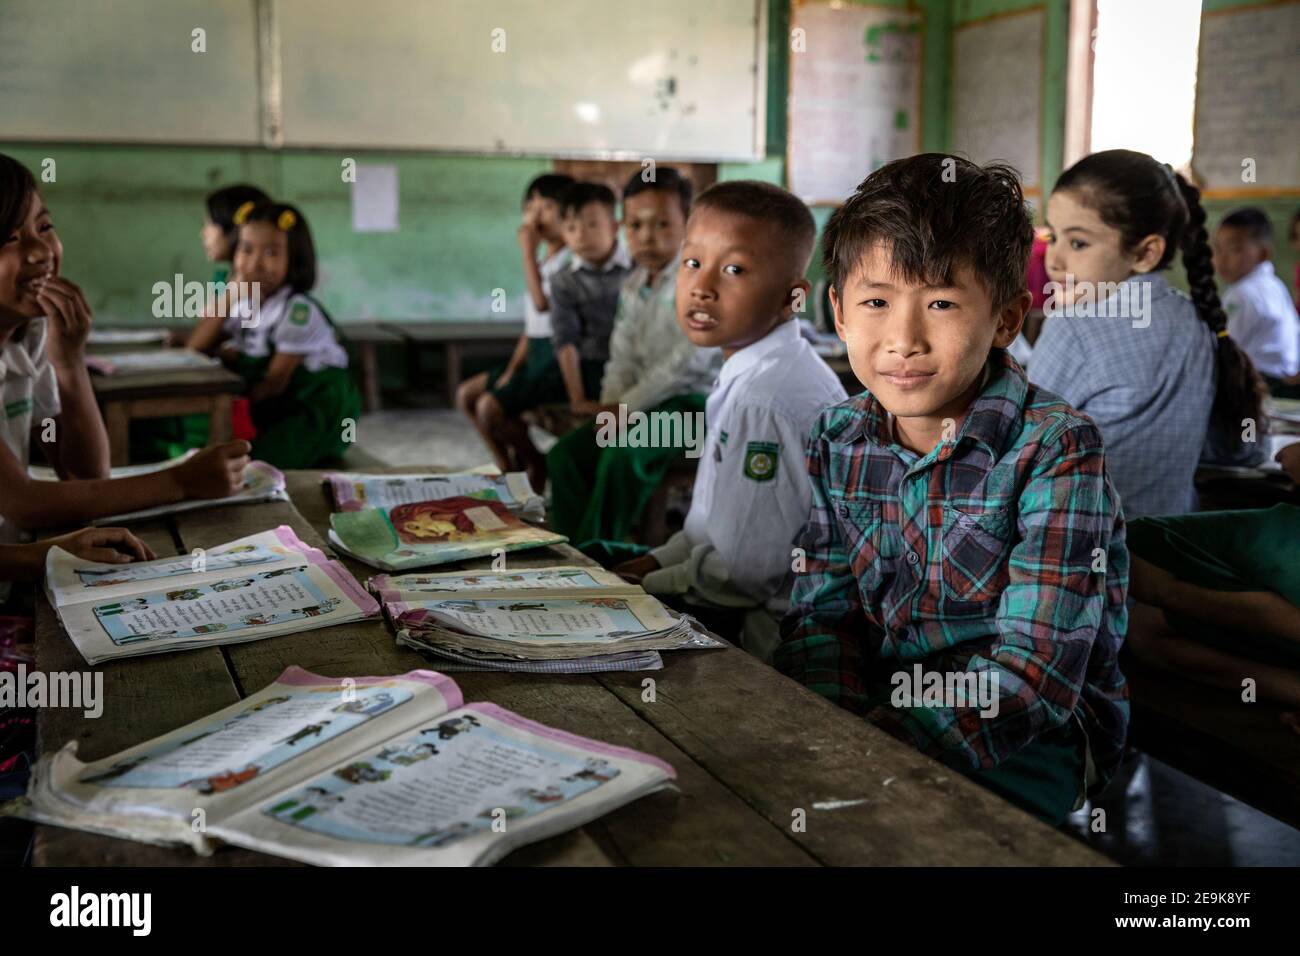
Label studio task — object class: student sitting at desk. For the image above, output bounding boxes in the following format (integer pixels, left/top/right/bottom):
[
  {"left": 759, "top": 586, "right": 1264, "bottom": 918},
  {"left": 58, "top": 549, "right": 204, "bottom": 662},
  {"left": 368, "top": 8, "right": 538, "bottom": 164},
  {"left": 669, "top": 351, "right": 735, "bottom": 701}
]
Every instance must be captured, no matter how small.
[
  {"left": 1215, "top": 207, "right": 1300, "bottom": 394},
  {"left": 0, "top": 153, "right": 250, "bottom": 550},
  {"left": 547, "top": 167, "right": 720, "bottom": 544},
  {"left": 201, "top": 183, "right": 270, "bottom": 286},
  {"left": 188, "top": 200, "right": 361, "bottom": 469},
  {"left": 611, "top": 181, "right": 846, "bottom": 658},
  {"left": 775, "top": 155, "right": 1128, "bottom": 825}
]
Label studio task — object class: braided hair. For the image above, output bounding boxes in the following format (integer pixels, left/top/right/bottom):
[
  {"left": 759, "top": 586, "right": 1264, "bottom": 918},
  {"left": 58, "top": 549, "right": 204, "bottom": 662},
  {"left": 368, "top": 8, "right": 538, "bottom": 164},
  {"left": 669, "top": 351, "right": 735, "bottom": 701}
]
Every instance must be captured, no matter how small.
[{"left": 1054, "top": 149, "right": 1266, "bottom": 444}]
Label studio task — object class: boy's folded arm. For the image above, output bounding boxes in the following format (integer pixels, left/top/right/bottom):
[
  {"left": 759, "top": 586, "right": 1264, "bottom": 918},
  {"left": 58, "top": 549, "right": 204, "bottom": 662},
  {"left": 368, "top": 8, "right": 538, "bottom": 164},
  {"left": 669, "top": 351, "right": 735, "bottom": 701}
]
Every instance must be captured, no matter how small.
[
  {"left": 614, "top": 337, "right": 705, "bottom": 414},
  {"left": 547, "top": 276, "right": 582, "bottom": 351},
  {"left": 648, "top": 528, "right": 692, "bottom": 569},
  {"left": 598, "top": 295, "right": 637, "bottom": 403},
  {"left": 873, "top": 421, "right": 1122, "bottom": 772}
]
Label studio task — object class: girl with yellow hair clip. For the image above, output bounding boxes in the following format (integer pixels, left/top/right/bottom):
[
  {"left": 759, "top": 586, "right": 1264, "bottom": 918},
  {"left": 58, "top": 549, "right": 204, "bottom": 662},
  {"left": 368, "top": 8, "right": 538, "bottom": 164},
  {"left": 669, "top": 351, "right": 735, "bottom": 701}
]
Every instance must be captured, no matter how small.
[{"left": 188, "top": 200, "right": 360, "bottom": 468}]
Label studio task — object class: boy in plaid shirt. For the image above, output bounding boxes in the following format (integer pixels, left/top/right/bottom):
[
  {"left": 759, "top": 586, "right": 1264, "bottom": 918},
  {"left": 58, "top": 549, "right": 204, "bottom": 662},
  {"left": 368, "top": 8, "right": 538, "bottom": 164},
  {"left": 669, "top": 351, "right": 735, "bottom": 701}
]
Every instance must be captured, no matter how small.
[{"left": 775, "top": 155, "right": 1129, "bottom": 824}]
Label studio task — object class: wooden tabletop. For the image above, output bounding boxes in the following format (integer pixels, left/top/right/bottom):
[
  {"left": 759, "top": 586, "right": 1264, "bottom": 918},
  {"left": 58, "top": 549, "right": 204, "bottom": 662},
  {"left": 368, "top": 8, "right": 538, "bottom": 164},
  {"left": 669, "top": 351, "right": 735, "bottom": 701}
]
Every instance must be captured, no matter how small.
[
  {"left": 32, "top": 467, "right": 1107, "bottom": 866},
  {"left": 379, "top": 320, "right": 524, "bottom": 342},
  {"left": 88, "top": 363, "right": 245, "bottom": 401}
]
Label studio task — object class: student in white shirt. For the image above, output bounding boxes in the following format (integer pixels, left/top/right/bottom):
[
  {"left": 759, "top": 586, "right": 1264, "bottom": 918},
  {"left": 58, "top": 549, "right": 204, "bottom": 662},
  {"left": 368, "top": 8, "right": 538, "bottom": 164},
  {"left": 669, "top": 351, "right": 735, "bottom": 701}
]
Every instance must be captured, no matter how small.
[
  {"left": 188, "top": 199, "right": 360, "bottom": 468},
  {"left": 0, "top": 152, "right": 249, "bottom": 559},
  {"left": 1215, "top": 207, "right": 1300, "bottom": 384},
  {"left": 548, "top": 168, "right": 721, "bottom": 543},
  {"left": 612, "top": 181, "right": 847, "bottom": 659}
]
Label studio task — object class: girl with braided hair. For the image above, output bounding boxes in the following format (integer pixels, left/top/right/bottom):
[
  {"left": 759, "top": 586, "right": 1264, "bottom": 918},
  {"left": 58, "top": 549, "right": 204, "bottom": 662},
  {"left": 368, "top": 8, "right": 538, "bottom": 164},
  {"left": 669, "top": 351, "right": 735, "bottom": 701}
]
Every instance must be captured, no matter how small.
[{"left": 1030, "top": 148, "right": 1268, "bottom": 519}]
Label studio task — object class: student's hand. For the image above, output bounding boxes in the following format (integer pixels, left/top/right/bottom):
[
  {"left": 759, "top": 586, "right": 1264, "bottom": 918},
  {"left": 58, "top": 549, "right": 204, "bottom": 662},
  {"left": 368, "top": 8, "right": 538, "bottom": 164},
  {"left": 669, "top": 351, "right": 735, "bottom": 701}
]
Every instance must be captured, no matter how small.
[
  {"left": 569, "top": 398, "right": 601, "bottom": 418},
  {"left": 613, "top": 554, "right": 660, "bottom": 585},
  {"left": 1277, "top": 441, "right": 1300, "bottom": 484},
  {"left": 517, "top": 220, "right": 542, "bottom": 256},
  {"left": 217, "top": 342, "right": 242, "bottom": 367},
  {"left": 48, "top": 527, "right": 156, "bottom": 565},
  {"left": 171, "top": 440, "right": 251, "bottom": 500},
  {"left": 35, "top": 275, "right": 94, "bottom": 368},
  {"left": 1128, "top": 555, "right": 1183, "bottom": 610}
]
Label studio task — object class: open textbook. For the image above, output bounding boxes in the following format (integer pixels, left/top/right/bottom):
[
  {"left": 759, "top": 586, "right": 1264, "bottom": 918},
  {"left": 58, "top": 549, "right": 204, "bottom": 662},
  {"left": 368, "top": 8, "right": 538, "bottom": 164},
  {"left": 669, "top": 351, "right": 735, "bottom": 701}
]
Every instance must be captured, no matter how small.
[
  {"left": 329, "top": 495, "right": 565, "bottom": 571},
  {"left": 369, "top": 567, "right": 722, "bottom": 665},
  {"left": 46, "top": 526, "right": 379, "bottom": 664},
  {"left": 85, "top": 348, "right": 219, "bottom": 376},
  {"left": 325, "top": 470, "right": 544, "bottom": 521},
  {"left": 8, "top": 666, "right": 675, "bottom": 865}
]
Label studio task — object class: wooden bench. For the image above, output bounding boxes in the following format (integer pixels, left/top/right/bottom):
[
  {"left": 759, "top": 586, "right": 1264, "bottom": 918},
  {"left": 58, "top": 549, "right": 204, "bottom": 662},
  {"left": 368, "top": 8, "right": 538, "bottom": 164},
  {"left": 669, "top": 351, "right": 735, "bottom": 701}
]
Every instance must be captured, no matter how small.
[
  {"left": 380, "top": 320, "right": 523, "bottom": 408},
  {"left": 337, "top": 322, "right": 404, "bottom": 413},
  {"left": 30, "top": 466, "right": 1108, "bottom": 866}
]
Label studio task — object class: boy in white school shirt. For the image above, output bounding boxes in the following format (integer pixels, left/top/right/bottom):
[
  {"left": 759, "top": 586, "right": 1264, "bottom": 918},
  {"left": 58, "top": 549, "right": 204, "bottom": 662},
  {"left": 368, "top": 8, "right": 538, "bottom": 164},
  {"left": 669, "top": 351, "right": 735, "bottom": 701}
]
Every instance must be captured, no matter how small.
[
  {"left": 613, "top": 181, "right": 846, "bottom": 660},
  {"left": 1214, "top": 207, "right": 1300, "bottom": 386}
]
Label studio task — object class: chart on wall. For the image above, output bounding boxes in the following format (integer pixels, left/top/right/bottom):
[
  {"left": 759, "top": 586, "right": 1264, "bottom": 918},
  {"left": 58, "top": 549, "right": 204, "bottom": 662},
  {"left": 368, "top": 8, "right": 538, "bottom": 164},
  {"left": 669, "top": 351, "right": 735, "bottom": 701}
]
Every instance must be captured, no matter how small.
[
  {"left": 787, "top": 2, "right": 924, "bottom": 205},
  {"left": 951, "top": 7, "right": 1045, "bottom": 192},
  {"left": 1193, "top": 0, "right": 1300, "bottom": 195}
]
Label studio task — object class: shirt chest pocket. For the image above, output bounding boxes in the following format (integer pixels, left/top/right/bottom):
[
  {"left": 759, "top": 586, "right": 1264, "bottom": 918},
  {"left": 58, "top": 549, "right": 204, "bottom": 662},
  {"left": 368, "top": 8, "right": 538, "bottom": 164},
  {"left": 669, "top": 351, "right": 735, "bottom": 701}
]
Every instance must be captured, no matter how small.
[
  {"left": 831, "top": 499, "right": 890, "bottom": 595},
  {"left": 940, "top": 503, "right": 1012, "bottom": 604}
]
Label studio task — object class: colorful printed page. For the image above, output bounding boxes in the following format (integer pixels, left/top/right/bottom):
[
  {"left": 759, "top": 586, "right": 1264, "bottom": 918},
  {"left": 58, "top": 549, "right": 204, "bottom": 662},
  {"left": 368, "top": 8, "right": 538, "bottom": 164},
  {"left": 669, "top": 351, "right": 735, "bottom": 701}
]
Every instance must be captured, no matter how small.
[
  {"left": 326, "top": 470, "right": 542, "bottom": 519},
  {"left": 90, "top": 460, "right": 288, "bottom": 525},
  {"left": 22, "top": 667, "right": 463, "bottom": 852},
  {"left": 46, "top": 526, "right": 325, "bottom": 608},
  {"left": 329, "top": 495, "right": 565, "bottom": 571},
  {"left": 56, "top": 556, "right": 380, "bottom": 665},
  {"left": 367, "top": 566, "right": 639, "bottom": 602},
  {"left": 210, "top": 701, "right": 674, "bottom": 866}
]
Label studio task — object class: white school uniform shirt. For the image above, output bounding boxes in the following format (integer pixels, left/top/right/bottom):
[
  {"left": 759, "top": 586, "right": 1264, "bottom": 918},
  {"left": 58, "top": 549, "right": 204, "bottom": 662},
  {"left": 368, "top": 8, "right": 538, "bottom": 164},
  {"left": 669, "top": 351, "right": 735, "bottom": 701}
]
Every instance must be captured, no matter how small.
[
  {"left": 643, "top": 319, "right": 848, "bottom": 618},
  {"left": 1223, "top": 261, "right": 1300, "bottom": 379},
  {"left": 0, "top": 319, "right": 61, "bottom": 564},
  {"left": 222, "top": 285, "right": 348, "bottom": 372},
  {"left": 599, "top": 255, "right": 722, "bottom": 413},
  {"left": 523, "top": 246, "right": 574, "bottom": 338}
]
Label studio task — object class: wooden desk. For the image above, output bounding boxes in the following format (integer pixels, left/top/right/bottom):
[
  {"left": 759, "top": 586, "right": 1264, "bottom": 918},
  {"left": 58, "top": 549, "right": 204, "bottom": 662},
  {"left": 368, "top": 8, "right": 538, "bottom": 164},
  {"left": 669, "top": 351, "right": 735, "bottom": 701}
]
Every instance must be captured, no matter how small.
[
  {"left": 379, "top": 321, "right": 523, "bottom": 407},
  {"left": 90, "top": 365, "right": 246, "bottom": 467},
  {"left": 32, "top": 468, "right": 1106, "bottom": 866}
]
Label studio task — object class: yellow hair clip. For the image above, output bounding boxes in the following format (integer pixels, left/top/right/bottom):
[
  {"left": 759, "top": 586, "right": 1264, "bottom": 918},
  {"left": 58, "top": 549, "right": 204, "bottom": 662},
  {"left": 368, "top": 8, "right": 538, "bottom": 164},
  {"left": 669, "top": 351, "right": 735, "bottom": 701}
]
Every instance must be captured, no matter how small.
[
  {"left": 277, "top": 209, "right": 297, "bottom": 231},
  {"left": 232, "top": 201, "right": 255, "bottom": 226},
  {"left": 1217, "top": 329, "right": 1230, "bottom": 339}
]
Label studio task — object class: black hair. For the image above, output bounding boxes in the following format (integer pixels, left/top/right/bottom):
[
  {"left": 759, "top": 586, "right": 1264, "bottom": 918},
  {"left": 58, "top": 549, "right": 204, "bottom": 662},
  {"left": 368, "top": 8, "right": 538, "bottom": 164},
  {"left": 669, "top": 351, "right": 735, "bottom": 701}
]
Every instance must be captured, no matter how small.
[
  {"left": 561, "top": 182, "right": 617, "bottom": 218},
  {"left": 206, "top": 184, "right": 271, "bottom": 253},
  {"left": 1219, "top": 207, "right": 1274, "bottom": 246},
  {"left": 1053, "top": 149, "right": 1266, "bottom": 447},
  {"left": 622, "top": 166, "right": 692, "bottom": 217},
  {"left": 693, "top": 179, "right": 816, "bottom": 272},
  {"left": 0, "top": 153, "right": 39, "bottom": 241},
  {"left": 237, "top": 200, "right": 317, "bottom": 293},
  {"left": 822, "top": 153, "right": 1032, "bottom": 308},
  {"left": 522, "top": 173, "right": 575, "bottom": 207},
  {"left": 1291, "top": 206, "right": 1300, "bottom": 241}
]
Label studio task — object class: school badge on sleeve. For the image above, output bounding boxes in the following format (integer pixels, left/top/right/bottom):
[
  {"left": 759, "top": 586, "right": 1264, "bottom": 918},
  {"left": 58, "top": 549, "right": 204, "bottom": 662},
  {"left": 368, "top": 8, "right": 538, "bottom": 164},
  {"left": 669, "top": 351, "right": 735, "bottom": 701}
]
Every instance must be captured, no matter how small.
[
  {"left": 743, "top": 441, "right": 779, "bottom": 482},
  {"left": 289, "top": 302, "right": 311, "bottom": 326}
]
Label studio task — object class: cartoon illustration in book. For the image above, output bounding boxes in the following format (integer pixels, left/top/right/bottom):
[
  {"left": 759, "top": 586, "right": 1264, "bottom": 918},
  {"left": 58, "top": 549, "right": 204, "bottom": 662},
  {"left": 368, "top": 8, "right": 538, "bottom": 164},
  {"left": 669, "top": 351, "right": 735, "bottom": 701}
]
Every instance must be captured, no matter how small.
[
  {"left": 242, "top": 695, "right": 292, "bottom": 715},
  {"left": 563, "top": 758, "right": 619, "bottom": 784},
  {"left": 260, "top": 568, "right": 299, "bottom": 578},
  {"left": 331, "top": 690, "right": 397, "bottom": 717},
  {"left": 436, "top": 601, "right": 489, "bottom": 614},
  {"left": 81, "top": 755, "right": 150, "bottom": 783},
  {"left": 294, "top": 598, "right": 341, "bottom": 618},
  {"left": 211, "top": 578, "right": 255, "bottom": 592},
  {"left": 184, "top": 765, "right": 260, "bottom": 794},
  {"left": 334, "top": 760, "right": 391, "bottom": 784},
  {"left": 116, "top": 630, "right": 178, "bottom": 645},
  {"left": 389, "top": 496, "right": 515, "bottom": 546},
  {"left": 270, "top": 786, "right": 345, "bottom": 821},
  {"left": 376, "top": 742, "right": 438, "bottom": 766},
  {"left": 278, "top": 721, "right": 331, "bottom": 747},
  {"left": 477, "top": 805, "right": 526, "bottom": 821},
  {"left": 165, "top": 588, "right": 205, "bottom": 602},
  {"left": 409, "top": 821, "right": 474, "bottom": 848},
  {"left": 239, "top": 612, "right": 274, "bottom": 627},
  {"left": 192, "top": 623, "right": 229, "bottom": 634},
  {"left": 422, "top": 714, "right": 481, "bottom": 740},
  {"left": 580, "top": 598, "right": 629, "bottom": 610},
  {"left": 501, "top": 602, "right": 546, "bottom": 612},
  {"left": 520, "top": 785, "right": 565, "bottom": 804},
  {"left": 94, "top": 598, "right": 150, "bottom": 616}
]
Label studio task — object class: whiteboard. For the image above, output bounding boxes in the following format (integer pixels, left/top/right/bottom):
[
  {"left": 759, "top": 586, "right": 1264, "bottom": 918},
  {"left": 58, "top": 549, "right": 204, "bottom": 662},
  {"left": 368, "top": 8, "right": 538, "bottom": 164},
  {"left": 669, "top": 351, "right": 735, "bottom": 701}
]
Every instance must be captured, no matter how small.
[
  {"left": 1193, "top": 0, "right": 1300, "bottom": 195},
  {"left": 276, "top": 0, "right": 766, "bottom": 160},
  {"left": 787, "top": 2, "right": 924, "bottom": 205},
  {"left": 951, "top": 8, "right": 1044, "bottom": 191},
  {"left": 0, "top": 0, "right": 261, "bottom": 145}
]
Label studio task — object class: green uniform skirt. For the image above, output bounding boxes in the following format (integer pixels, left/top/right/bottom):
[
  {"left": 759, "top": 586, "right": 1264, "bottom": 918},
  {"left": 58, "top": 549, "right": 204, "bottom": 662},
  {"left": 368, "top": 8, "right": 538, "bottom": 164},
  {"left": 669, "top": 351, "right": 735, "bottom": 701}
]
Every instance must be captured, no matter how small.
[
  {"left": 233, "top": 356, "right": 362, "bottom": 469},
  {"left": 1128, "top": 504, "right": 1300, "bottom": 667},
  {"left": 547, "top": 393, "right": 707, "bottom": 543},
  {"left": 487, "top": 338, "right": 603, "bottom": 417}
]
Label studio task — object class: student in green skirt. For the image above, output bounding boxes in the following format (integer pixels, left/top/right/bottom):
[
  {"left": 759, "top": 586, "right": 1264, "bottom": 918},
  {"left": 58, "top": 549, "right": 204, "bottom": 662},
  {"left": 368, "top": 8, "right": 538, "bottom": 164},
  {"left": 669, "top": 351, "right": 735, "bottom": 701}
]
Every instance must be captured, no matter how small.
[
  {"left": 456, "top": 173, "right": 573, "bottom": 470},
  {"left": 547, "top": 168, "right": 720, "bottom": 545},
  {"left": 188, "top": 200, "right": 360, "bottom": 469},
  {"left": 1127, "top": 440, "right": 1300, "bottom": 713}
]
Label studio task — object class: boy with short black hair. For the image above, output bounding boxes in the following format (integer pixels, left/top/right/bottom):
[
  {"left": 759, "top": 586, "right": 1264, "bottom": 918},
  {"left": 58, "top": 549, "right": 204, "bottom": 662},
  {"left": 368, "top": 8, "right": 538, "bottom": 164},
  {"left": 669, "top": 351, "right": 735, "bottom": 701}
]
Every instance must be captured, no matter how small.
[
  {"left": 1214, "top": 207, "right": 1300, "bottom": 386},
  {"left": 613, "top": 180, "right": 846, "bottom": 659},
  {"left": 547, "top": 167, "right": 720, "bottom": 544},
  {"left": 775, "top": 154, "right": 1129, "bottom": 825}
]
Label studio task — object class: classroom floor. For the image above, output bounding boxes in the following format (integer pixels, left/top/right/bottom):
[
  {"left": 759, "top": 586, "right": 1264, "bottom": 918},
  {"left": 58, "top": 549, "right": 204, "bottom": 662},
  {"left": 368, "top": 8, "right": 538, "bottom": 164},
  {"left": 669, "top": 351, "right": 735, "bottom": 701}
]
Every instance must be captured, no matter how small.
[{"left": 298, "top": 407, "right": 1300, "bottom": 865}]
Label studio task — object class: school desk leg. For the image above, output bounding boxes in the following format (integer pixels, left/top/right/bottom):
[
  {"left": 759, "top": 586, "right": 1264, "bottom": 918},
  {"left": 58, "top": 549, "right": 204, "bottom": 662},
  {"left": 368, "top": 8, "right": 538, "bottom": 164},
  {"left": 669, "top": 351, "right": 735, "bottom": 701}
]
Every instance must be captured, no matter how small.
[
  {"left": 208, "top": 395, "right": 233, "bottom": 447},
  {"left": 360, "top": 342, "right": 381, "bottom": 412},
  {"left": 103, "top": 402, "right": 131, "bottom": 468},
  {"left": 444, "top": 341, "right": 462, "bottom": 408}
]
